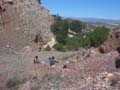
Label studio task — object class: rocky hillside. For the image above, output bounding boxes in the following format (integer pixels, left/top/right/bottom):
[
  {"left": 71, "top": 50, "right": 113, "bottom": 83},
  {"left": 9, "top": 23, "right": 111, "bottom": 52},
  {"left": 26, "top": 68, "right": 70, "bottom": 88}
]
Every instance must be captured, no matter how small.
[
  {"left": 0, "top": 0, "right": 54, "bottom": 52},
  {"left": 0, "top": 49, "right": 120, "bottom": 90},
  {"left": 99, "top": 27, "right": 120, "bottom": 53}
]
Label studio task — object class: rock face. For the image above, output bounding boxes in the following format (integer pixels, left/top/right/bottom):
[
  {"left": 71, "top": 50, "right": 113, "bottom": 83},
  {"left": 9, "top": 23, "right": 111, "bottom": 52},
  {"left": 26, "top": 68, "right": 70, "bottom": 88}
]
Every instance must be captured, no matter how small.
[
  {"left": 0, "top": 0, "right": 54, "bottom": 51},
  {"left": 99, "top": 28, "right": 120, "bottom": 53}
]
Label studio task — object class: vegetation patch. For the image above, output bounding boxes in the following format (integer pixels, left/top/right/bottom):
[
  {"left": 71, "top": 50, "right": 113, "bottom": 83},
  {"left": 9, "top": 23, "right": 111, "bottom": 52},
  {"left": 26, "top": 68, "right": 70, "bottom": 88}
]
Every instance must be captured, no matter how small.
[
  {"left": 54, "top": 43, "right": 66, "bottom": 52},
  {"left": 6, "top": 76, "right": 27, "bottom": 89},
  {"left": 40, "top": 74, "right": 63, "bottom": 90},
  {"left": 44, "top": 46, "right": 51, "bottom": 51},
  {"left": 51, "top": 15, "right": 110, "bottom": 51},
  {"left": 31, "top": 85, "right": 41, "bottom": 90}
]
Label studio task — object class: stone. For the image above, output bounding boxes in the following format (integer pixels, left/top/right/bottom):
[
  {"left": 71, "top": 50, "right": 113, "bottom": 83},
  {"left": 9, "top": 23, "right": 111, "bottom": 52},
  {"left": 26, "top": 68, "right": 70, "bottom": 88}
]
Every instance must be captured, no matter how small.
[
  {"left": 43, "top": 37, "right": 56, "bottom": 48},
  {"left": 21, "top": 46, "right": 32, "bottom": 52},
  {"left": 63, "top": 65, "right": 67, "bottom": 69},
  {"left": 107, "top": 73, "right": 114, "bottom": 78},
  {"left": 99, "top": 45, "right": 107, "bottom": 53}
]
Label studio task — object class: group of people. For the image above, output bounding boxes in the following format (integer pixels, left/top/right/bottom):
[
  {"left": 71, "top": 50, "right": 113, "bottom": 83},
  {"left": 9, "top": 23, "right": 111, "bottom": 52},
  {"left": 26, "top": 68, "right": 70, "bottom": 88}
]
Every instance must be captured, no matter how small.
[
  {"left": 33, "top": 55, "right": 68, "bottom": 69},
  {"left": 33, "top": 47, "right": 120, "bottom": 69},
  {"left": 33, "top": 55, "right": 58, "bottom": 66}
]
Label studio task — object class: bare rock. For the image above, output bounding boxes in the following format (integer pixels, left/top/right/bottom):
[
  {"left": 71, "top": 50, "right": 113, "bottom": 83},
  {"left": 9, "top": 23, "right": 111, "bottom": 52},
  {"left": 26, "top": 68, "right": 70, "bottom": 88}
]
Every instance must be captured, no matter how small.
[
  {"left": 100, "top": 28, "right": 120, "bottom": 53},
  {"left": 0, "top": 0, "right": 54, "bottom": 52},
  {"left": 21, "top": 46, "right": 33, "bottom": 52}
]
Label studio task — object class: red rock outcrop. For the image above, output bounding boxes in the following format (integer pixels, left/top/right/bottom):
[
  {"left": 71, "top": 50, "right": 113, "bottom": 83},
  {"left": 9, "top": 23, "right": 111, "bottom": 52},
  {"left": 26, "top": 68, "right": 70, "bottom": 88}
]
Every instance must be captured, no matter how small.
[
  {"left": 0, "top": 0, "right": 54, "bottom": 51},
  {"left": 99, "top": 27, "right": 120, "bottom": 53}
]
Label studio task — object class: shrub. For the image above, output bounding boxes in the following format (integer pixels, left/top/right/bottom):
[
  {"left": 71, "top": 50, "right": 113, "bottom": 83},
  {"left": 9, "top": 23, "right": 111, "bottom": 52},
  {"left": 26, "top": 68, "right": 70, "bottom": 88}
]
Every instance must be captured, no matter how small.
[
  {"left": 51, "top": 16, "right": 69, "bottom": 45},
  {"left": 44, "top": 46, "right": 51, "bottom": 51},
  {"left": 31, "top": 85, "right": 41, "bottom": 90},
  {"left": 70, "top": 20, "right": 83, "bottom": 33},
  {"left": 88, "top": 26, "right": 110, "bottom": 47},
  {"left": 54, "top": 44, "right": 66, "bottom": 52},
  {"left": 66, "top": 36, "right": 80, "bottom": 50},
  {"left": 6, "top": 76, "right": 26, "bottom": 89},
  {"left": 79, "top": 35, "right": 91, "bottom": 48},
  {"left": 40, "top": 74, "right": 63, "bottom": 90},
  {"left": 66, "top": 33, "right": 91, "bottom": 50}
]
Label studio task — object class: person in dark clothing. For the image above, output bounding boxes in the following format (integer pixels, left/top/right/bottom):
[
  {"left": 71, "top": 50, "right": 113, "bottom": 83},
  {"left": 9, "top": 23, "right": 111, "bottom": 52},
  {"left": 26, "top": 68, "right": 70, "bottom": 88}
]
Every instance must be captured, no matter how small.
[
  {"left": 116, "top": 47, "right": 120, "bottom": 54},
  {"left": 34, "top": 56, "right": 39, "bottom": 64},
  {"left": 49, "top": 56, "right": 58, "bottom": 66},
  {"left": 115, "top": 57, "right": 120, "bottom": 69},
  {"left": 115, "top": 47, "right": 120, "bottom": 69},
  {"left": 63, "top": 65, "right": 67, "bottom": 69}
]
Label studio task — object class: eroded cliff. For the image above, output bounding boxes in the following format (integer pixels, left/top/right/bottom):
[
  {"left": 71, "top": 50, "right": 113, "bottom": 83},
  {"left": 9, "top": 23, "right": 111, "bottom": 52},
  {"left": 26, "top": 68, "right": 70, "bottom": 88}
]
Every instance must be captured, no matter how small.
[{"left": 0, "top": 0, "right": 54, "bottom": 51}]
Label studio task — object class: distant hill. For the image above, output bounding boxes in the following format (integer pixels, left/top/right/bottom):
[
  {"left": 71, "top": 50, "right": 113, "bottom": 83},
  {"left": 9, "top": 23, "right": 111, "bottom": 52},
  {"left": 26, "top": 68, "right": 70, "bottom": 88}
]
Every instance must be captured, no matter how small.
[
  {"left": 79, "top": 18, "right": 120, "bottom": 25},
  {"left": 67, "top": 17, "right": 120, "bottom": 29}
]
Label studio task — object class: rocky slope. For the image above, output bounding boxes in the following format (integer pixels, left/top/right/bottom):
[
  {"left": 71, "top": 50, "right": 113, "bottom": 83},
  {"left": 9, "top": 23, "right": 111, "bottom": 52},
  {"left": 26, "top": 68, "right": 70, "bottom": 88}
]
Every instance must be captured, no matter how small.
[
  {"left": 0, "top": 0, "right": 54, "bottom": 52},
  {"left": 0, "top": 49, "right": 120, "bottom": 90},
  {"left": 99, "top": 27, "right": 120, "bottom": 53}
]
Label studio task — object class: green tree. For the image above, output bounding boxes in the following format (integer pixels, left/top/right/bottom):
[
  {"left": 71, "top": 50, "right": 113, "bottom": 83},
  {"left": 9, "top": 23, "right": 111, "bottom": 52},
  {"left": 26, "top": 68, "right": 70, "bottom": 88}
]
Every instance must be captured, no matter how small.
[
  {"left": 51, "top": 15, "right": 69, "bottom": 45},
  {"left": 78, "top": 34, "right": 91, "bottom": 48},
  {"left": 51, "top": 15, "right": 63, "bottom": 34},
  {"left": 66, "top": 36, "right": 80, "bottom": 50},
  {"left": 54, "top": 44, "right": 66, "bottom": 52},
  {"left": 70, "top": 20, "right": 83, "bottom": 33},
  {"left": 88, "top": 26, "right": 110, "bottom": 47}
]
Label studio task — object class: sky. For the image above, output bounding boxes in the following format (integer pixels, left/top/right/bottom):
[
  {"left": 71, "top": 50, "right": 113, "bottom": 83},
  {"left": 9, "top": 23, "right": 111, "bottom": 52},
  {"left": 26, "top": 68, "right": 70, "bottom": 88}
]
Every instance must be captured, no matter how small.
[{"left": 41, "top": 0, "right": 120, "bottom": 20}]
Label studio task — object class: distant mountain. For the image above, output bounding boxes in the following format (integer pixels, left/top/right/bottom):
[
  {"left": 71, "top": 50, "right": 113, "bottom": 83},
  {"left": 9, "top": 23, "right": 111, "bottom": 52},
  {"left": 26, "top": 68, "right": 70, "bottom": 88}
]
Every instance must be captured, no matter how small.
[
  {"left": 66, "top": 17, "right": 120, "bottom": 29},
  {"left": 79, "top": 18, "right": 120, "bottom": 25}
]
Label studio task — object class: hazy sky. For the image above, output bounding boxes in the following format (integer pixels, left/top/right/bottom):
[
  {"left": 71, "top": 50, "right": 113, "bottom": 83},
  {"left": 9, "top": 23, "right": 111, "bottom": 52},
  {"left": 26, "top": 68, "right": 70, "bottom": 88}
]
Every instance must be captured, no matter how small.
[{"left": 41, "top": 0, "right": 120, "bottom": 20}]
